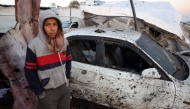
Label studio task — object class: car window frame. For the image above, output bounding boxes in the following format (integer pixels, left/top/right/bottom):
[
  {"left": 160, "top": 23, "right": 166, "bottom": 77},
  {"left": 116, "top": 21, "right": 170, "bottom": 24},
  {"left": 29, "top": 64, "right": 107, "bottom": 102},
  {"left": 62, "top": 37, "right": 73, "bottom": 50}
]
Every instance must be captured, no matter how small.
[
  {"left": 67, "top": 35, "right": 172, "bottom": 81},
  {"left": 67, "top": 35, "right": 102, "bottom": 66},
  {"left": 101, "top": 37, "right": 172, "bottom": 81}
]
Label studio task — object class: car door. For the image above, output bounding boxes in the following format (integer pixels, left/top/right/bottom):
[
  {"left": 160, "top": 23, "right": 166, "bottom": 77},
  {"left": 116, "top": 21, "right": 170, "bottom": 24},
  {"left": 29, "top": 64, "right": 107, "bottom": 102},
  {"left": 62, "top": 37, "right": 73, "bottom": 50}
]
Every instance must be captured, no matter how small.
[
  {"left": 67, "top": 36, "right": 101, "bottom": 104},
  {"left": 99, "top": 67, "right": 175, "bottom": 109},
  {"left": 99, "top": 39, "right": 175, "bottom": 109},
  {"left": 71, "top": 61, "right": 100, "bottom": 102}
]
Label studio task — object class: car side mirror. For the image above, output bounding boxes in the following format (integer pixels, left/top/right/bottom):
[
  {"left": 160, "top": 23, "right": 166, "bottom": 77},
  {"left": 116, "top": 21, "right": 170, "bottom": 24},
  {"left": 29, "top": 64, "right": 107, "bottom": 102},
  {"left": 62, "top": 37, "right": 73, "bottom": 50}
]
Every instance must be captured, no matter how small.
[{"left": 141, "top": 68, "right": 161, "bottom": 79}]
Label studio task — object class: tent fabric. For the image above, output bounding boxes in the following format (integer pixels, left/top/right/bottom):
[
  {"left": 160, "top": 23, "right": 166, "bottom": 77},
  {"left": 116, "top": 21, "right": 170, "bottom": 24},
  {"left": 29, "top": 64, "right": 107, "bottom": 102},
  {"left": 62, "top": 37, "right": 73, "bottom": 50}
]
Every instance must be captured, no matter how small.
[{"left": 79, "top": 1, "right": 190, "bottom": 45}]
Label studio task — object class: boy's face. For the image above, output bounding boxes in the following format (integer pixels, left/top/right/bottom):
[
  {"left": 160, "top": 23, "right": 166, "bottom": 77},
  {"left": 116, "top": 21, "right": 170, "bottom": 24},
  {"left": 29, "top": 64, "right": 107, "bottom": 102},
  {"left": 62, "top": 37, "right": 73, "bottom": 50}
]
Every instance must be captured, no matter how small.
[{"left": 43, "top": 18, "right": 58, "bottom": 38}]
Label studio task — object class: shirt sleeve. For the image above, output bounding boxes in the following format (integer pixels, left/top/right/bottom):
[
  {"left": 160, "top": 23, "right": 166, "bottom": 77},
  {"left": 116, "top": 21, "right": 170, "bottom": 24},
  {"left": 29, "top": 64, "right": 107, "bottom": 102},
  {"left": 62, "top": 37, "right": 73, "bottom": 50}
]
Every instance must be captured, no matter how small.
[
  {"left": 24, "top": 47, "right": 44, "bottom": 95},
  {"left": 65, "top": 45, "right": 72, "bottom": 79}
]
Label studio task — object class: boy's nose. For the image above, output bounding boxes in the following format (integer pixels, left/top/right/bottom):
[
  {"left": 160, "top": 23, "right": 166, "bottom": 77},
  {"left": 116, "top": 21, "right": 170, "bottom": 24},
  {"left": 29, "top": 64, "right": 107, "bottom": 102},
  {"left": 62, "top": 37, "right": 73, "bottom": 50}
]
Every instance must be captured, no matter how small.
[{"left": 50, "top": 25, "right": 55, "bottom": 31}]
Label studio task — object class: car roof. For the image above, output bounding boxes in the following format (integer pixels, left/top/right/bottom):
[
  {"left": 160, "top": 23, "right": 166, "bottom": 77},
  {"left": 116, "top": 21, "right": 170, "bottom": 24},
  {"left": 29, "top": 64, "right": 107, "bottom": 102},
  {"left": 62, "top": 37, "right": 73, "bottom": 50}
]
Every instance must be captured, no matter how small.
[{"left": 64, "top": 27, "right": 142, "bottom": 42}]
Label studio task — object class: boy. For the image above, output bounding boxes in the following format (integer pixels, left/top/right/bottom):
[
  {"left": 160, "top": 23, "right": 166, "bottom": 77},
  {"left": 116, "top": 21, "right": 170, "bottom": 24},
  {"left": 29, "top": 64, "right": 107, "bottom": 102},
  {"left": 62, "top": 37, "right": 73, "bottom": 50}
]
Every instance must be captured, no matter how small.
[{"left": 24, "top": 10, "right": 72, "bottom": 109}]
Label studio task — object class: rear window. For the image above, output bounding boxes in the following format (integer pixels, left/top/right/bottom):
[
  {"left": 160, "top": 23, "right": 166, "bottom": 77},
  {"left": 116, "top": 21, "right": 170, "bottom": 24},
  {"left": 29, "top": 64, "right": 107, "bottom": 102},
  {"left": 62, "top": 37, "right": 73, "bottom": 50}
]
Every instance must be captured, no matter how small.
[{"left": 136, "top": 35, "right": 179, "bottom": 75}]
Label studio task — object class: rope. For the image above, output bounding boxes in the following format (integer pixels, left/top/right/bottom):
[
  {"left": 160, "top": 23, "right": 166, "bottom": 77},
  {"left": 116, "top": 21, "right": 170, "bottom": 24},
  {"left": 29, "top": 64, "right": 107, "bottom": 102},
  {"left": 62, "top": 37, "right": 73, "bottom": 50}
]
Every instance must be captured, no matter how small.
[{"left": 58, "top": 52, "right": 68, "bottom": 84}]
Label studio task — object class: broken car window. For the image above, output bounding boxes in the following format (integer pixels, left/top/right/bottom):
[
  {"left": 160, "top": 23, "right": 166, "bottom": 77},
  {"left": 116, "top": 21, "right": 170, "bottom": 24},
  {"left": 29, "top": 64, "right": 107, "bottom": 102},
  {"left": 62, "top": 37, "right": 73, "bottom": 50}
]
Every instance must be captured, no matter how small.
[
  {"left": 69, "top": 40, "right": 97, "bottom": 65},
  {"left": 136, "top": 35, "right": 189, "bottom": 80},
  {"left": 103, "top": 40, "right": 152, "bottom": 74}
]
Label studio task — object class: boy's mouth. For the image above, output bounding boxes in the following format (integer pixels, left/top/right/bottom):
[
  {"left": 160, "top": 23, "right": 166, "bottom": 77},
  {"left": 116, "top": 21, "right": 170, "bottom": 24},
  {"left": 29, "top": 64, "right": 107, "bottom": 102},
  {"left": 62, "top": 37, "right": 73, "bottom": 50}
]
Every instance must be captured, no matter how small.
[{"left": 50, "top": 33, "right": 56, "bottom": 36}]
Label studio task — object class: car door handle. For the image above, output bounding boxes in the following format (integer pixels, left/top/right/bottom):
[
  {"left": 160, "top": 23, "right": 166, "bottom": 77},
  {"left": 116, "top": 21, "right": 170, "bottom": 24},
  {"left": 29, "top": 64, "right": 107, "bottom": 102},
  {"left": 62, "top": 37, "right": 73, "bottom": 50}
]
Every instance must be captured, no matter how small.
[{"left": 82, "top": 70, "right": 87, "bottom": 74}]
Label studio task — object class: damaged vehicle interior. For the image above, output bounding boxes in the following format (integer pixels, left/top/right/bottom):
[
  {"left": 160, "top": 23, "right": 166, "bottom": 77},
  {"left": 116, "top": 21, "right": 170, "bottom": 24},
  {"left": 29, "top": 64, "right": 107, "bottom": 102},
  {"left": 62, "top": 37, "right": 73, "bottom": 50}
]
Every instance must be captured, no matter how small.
[
  {"left": 68, "top": 35, "right": 189, "bottom": 81},
  {"left": 69, "top": 37, "right": 151, "bottom": 75}
]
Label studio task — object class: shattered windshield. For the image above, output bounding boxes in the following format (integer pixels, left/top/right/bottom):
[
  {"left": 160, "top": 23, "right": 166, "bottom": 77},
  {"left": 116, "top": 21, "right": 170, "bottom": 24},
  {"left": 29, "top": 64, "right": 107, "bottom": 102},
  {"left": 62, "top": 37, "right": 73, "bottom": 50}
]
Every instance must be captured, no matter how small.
[{"left": 136, "top": 35, "right": 179, "bottom": 75}]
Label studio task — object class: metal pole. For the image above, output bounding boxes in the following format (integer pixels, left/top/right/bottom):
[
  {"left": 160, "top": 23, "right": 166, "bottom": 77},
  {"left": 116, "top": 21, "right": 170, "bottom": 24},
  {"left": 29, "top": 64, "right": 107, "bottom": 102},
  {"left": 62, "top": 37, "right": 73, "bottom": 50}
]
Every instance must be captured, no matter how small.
[
  {"left": 70, "top": 7, "right": 71, "bottom": 21},
  {"left": 129, "top": 0, "right": 138, "bottom": 31}
]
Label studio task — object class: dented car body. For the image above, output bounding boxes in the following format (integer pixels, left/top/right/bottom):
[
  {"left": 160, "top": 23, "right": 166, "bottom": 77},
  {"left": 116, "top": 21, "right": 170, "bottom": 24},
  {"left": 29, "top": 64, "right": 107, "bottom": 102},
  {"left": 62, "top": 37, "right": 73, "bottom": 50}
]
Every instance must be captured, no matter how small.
[{"left": 65, "top": 27, "right": 190, "bottom": 109}]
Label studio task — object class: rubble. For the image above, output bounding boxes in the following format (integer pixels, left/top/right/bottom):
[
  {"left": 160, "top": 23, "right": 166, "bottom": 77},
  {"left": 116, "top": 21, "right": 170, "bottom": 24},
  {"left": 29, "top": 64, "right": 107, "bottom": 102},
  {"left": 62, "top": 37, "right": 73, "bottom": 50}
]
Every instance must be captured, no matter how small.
[{"left": 0, "top": 71, "right": 14, "bottom": 107}]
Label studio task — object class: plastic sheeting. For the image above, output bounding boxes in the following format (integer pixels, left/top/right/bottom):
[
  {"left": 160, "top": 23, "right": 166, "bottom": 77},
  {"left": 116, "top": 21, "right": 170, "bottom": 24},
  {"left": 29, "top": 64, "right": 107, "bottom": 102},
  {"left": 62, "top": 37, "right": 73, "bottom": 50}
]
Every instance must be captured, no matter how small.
[
  {"left": 79, "top": 1, "right": 190, "bottom": 45},
  {"left": 0, "top": 88, "right": 9, "bottom": 98}
]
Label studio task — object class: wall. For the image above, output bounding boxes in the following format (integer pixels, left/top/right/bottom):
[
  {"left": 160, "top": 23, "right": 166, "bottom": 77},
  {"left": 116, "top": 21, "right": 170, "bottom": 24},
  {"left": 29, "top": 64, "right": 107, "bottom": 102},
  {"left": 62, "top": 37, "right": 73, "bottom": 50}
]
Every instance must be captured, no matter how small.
[
  {"left": 0, "top": 6, "right": 16, "bottom": 33},
  {"left": 58, "top": 7, "right": 80, "bottom": 22}
]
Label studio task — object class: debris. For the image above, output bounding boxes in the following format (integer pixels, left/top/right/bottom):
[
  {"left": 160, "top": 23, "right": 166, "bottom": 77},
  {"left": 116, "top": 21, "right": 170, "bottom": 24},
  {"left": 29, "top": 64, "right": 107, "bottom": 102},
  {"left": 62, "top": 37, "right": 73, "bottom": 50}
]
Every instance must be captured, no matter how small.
[
  {"left": 0, "top": 70, "right": 14, "bottom": 107},
  {"left": 0, "top": 88, "right": 9, "bottom": 98},
  {"left": 0, "top": 29, "right": 37, "bottom": 109}
]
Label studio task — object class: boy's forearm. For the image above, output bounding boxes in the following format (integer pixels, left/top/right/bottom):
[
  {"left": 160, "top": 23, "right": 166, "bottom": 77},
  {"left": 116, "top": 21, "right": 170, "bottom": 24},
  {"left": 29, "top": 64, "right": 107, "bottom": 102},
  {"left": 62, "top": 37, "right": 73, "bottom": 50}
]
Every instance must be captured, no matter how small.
[{"left": 25, "top": 47, "right": 44, "bottom": 95}]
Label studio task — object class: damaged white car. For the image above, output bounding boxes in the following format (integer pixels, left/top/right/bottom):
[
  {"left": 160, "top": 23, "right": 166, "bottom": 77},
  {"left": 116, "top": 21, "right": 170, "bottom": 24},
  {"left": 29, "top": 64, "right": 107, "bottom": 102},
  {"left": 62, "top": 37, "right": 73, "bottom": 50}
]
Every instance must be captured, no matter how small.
[
  {"left": 65, "top": 27, "right": 190, "bottom": 109},
  {"left": 64, "top": 0, "right": 190, "bottom": 109}
]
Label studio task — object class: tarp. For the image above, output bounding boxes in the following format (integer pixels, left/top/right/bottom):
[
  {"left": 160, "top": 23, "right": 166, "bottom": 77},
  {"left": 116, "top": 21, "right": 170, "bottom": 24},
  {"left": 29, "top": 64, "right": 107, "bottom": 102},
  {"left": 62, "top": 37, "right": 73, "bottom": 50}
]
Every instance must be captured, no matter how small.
[{"left": 79, "top": 1, "right": 190, "bottom": 45}]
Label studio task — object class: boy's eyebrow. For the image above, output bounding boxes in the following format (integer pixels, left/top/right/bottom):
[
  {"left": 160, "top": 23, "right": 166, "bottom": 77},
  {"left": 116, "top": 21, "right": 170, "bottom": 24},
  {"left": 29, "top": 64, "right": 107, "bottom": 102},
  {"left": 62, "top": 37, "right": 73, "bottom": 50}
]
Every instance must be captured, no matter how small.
[{"left": 45, "top": 23, "right": 51, "bottom": 25}]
